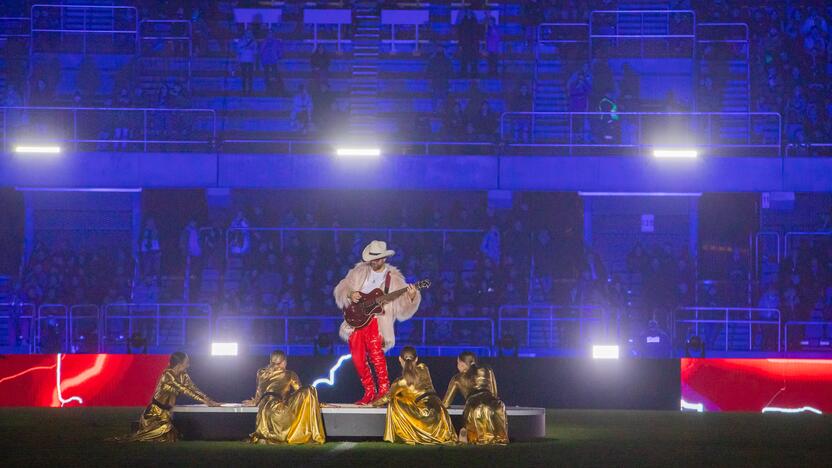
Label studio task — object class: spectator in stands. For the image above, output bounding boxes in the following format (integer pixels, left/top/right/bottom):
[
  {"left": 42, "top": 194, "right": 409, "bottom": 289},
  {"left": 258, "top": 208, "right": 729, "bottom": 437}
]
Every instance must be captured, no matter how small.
[
  {"left": 619, "top": 63, "right": 641, "bottom": 111},
  {"left": 457, "top": 9, "right": 481, "bottom": 79},
  {"left": 727, "top": 247, "right": 749, "bottom": 306},
  {"left": 291, "top": 84, "right": 314, "bottom": 135},
  {"left": 427, "top": 46, "right": 452, "bottom": 102},
  {"left": 113, "top": 87, "right": 131, "bottom": 150},
  {"left": 310, "top": 46, "right": 331, "bottom": 82},
  {"left": 508, "top": 83, "right": 533, "bottom": 143},
  {"left": 180, "top": 220, "right": 203, "bottom": 300},
  {"left": 485, "top": 16, "right": 501, "bottom": 77},
  {"left": 236, "top": 29, "right": 257, "bottom": 96},
  {"left": 636, "top": 319, "right": 672, "bottom": 358},
  {"left": 140, "top": 217, "right": 161, "bottom": 283},
  {"left": 260, "top": 29, "right": 284, "bottom": 96},
  {"left": 445, "top": 100, "right": 466, "bottom": 139},
  {"left": 522, "top": 0, "right": 544, "bottom": 47},
  {"left": 312, "top": 82, "right": 335, "bottom": 132},
  {"left": 30, "top": 78, "right": 53, "bottom": 106},
  {"left": 480, "top": 224, "right": 500, "bottom": 264},
  {"left": 229, "top": 211, "right": 251, "bottom": 256},
  {"left": 567, "top": 64, "right": 591, "bottom": 112},
  {"left": 472, "top": 100, "right": 498, "bottom": 142}
]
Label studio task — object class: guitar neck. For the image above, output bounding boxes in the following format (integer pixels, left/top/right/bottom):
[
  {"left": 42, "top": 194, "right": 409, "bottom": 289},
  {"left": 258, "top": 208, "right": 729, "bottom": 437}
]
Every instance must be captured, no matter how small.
[{"left": 375, "top": 285, "right": 416, "bottom": 304}]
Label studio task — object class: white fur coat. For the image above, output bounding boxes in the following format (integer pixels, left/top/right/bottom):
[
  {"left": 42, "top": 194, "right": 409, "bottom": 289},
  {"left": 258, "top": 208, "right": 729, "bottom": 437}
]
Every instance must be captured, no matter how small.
[{"left": 334, "top": 262, "right": 421, "bottom": 351}]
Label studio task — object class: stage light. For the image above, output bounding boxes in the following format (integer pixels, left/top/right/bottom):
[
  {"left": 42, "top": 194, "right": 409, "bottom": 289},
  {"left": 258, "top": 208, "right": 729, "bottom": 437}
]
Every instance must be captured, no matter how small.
[
  {"left": 680, "top": 399, "right": 704, "bottom": 412},
  {"left": 592, "top": 345, "right": 619, "bottom": 360},
  {"left": 762, "top": 406, "right": 822, "bottom": 415},
  {"left": 653, "top": 148, "right": 698, "bottom": 159},
  {"left": 211, "top": 342, "right": 238, "bottom": 356},
  {"left": 335, "top": 147, "right": 381, "bottom": 158},
  {"left": 14, "top": 145, "right": 61, "bottom": 155},
  {"left": 312, "top": 354, "right": 352, "bottom": 388}
]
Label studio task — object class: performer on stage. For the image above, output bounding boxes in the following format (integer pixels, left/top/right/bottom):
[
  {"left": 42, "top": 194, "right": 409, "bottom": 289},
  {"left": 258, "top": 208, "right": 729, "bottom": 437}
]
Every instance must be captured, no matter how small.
[
  {"left": 244, "top": 350, "right": 325, "bottom": 444},
  {"left": 114, "top": 352, "right": 220, "bottom": 442},
  {"left": 442, "top": 351, "right": 509, "bottom": 445},
  {"left": 334, "top": 240, "right": 421, "bottom": 405},
  {"left": 372, "top": 346, "right": 456, "bottom": 445}
]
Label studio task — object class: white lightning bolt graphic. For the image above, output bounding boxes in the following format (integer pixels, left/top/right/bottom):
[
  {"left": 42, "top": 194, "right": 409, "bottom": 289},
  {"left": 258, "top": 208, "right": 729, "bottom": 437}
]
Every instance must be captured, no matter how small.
[
  {"left": 762, "top": 406, "right": 822, "bottom": 415},
  {"left": 680, "top": 399, "right": 704, "bottom": 412},
  {"left": 311, "top": 354, "right": 352, "bottom": 388},
  {"left": 56, "top": 353, "right": 83, "bottom": 407}
]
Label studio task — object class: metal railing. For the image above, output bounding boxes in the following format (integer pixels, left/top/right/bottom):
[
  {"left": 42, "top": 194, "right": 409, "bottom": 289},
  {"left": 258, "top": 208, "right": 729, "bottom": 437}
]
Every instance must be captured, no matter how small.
[
  {"left": 69, "top": 304, "right": 100, "bottom": 351},
  {"left": 35, "top": 303, "right": 69, "bottom": 353},
  {"left": 784, "top": 321, "right": 832, "bottom": 352},
  {"left": 225, "top": 226, "right": 484, "bottom": 260},
  {"left": 101, "top": 303, "right": 212, "bottom": 351},
  {"left": 674, "top": 306, "right": 781, "bottom": 352},
  {"left": 497, "top": 304, "right": 611, "bottom": 349},
  {"left": 0, "top": 302, "right": 36, "bottom": 352},
  {"left": 139, "top": 20, "right": 193, "bottom": 87},
  {"left": 696, "top": 23, "right": 750, "bottom": 113},
  {"left": 589, "top": 10, "right": 696, "bottom": 58},
  {"left": 30, "top": 4, "right": 139, "bottom": 54},
  {"left": 0, "top": 16, "right": 31, "bottom": 39},
  {"left": 755, "top": 231, "right": 781, "bottom": 281},
  {"left": 786, "top": 143, "right": 832, "bottom": 157},
  {"left": 538, "top": 23, "right": 590, "bottom": 46},
  {"left": 784, "top": 232, "right": 832, "bottom": 257},
  {"left": 214, "top": 315, "right": 494, "bottom": 348},
  {"left": 0, "top": 106, "right": 217, "bottom": 151},
  {"left": 220, "top": 139, "right": 497, "bottom": 156},
  {"left": 499, "top": 111, "right": 782, "bottom": 157}
]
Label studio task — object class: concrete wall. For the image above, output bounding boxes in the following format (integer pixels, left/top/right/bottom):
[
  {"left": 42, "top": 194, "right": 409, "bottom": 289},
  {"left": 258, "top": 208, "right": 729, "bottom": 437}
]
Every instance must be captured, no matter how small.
[{"left": 3, "top": 151, "right": 831, "bottom": 192}]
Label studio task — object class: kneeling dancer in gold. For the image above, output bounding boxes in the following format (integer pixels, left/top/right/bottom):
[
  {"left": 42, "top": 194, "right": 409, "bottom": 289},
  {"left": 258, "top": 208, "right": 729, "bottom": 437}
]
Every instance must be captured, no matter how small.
[
  {"left": 245, "top": 350, "right": 325, "bottom": 444},
  {"left": 442, "top": 351, "right": 508, "bottom": 444},
  {"left": 372, "top": 346, "right": 456, "bottom": 445},
  {"left": 115, "top": 351, "right": 220, "bottom": 442}
]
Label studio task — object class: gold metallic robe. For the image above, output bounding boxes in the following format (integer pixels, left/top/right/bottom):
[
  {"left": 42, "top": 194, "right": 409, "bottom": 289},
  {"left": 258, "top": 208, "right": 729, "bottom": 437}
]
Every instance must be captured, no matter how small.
[
  {"left": 374, "top": 362, "right": 456, "bottom": 445},
  {"left": 442, "top": 365, "right": 509, "bottom": 444},
  {"left": 248, "top": 367, "right": 325, "bottom": 445},
  {"left": 119, "top": 368, "right": 209, "bottom": 442}
]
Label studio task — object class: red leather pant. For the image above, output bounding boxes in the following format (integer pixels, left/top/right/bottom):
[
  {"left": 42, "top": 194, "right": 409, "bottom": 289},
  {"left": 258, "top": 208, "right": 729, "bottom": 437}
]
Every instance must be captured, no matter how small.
[{"left": 349, "top": 317, "right": 389, "bottom": 399}]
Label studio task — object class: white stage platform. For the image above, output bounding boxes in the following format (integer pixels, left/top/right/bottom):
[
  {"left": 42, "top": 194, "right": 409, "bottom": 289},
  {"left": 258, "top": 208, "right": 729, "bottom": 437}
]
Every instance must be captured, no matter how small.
[{"left": 172, "top": 404, "right": 546, "bottom": 441}]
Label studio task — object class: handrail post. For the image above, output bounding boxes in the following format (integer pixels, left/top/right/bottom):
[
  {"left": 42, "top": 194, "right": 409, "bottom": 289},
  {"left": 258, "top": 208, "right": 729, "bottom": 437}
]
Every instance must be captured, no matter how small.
[{"left": 724, "top": 308, "right": 729, "bottom": 352}]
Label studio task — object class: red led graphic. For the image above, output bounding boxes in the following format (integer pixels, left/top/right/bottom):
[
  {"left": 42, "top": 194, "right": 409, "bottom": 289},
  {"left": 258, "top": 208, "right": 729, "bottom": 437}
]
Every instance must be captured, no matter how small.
[
  {"left": 681, "top": 358, "right": 832, "bottom": 413},
  {"left": 0, "top": 354, "right": 169, "bottom": 407}
]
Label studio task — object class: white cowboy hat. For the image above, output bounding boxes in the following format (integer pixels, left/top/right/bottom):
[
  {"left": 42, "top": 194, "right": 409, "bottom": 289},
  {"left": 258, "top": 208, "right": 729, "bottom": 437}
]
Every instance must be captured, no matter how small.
[{"left": 362, "top": 240, "right": 395, "bottom": 262}]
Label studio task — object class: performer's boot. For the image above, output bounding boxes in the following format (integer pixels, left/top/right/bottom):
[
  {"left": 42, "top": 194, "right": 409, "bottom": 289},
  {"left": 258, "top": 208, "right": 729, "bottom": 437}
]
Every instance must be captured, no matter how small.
[
  {"left": 355, "top": 369, "right": 376, "bottom": 405},
  {"left": 368, "top": 334, "right": 390, "bottom": 399}
]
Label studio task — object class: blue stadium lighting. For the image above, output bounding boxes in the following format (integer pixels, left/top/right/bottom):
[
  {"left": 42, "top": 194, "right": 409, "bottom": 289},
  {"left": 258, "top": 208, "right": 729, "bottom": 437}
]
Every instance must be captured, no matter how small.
[
  {"left": 761, "top": 406, "right": 822, "bottom": 415},
  {"left": 14, "top": 145, "right": 61, "bottom": 155},
  {"left": 312, "top": 354, "right": 352, "bottom": 388},
  {"left": 680, "top": 399, "right": 704, "bottom": 412},
  {"left": 652, "top": 149, "right": 698, "bottom": 159},
  {"left": 335, "top": 147, "right": 381, "bottom": 158}
]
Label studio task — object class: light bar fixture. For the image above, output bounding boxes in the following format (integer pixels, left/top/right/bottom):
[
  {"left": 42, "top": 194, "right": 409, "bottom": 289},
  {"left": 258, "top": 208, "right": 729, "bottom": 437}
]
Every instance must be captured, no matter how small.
[
  {"left": 653, "top": 149, "right": 698, "bottom": 159},
  {"left": 211, "top": 342, "right": 238, "bottom": 356},
  {"left": 592, "top": 345, "right": 620, "bottom": 360},
  {"left": 14, "top": 145, "right": 62, "bottom": 154},
  {"left": 335, "top": 147, "right": 381, "bottom": 158}
]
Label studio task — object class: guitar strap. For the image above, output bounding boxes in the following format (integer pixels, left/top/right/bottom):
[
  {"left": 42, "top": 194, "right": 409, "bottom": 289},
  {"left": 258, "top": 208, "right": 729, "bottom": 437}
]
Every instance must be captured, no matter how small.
[{"left": 380, "top": 272, "right": 391, "bottom": 316}]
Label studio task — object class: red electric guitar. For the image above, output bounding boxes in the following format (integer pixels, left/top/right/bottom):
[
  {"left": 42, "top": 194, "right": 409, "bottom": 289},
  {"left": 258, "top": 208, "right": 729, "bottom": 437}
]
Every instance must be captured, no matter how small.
[{"left": 343, "top": 279, "right": 431, "bottom": 329}]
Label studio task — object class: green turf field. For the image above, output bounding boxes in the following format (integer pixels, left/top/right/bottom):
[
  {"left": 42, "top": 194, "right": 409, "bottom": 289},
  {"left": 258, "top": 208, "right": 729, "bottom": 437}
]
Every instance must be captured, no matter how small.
[{"left": 0, "top": 408, "right": 829, "bottom": 467}]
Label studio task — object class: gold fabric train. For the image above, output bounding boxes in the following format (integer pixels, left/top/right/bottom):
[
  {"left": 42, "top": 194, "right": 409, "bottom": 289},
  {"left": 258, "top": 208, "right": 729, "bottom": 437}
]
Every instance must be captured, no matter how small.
[
  {"left": 248, "top": 367, "right": 325, "bottom": 445},
  {"left": 443, "top": 364, "right": 509, "bottom": 445},
  {"left": 373, "top": 362, "right": 456, "bottom": 445},
  {"left": 116, "top": 369, "right": 210, "bottom": 442}
]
